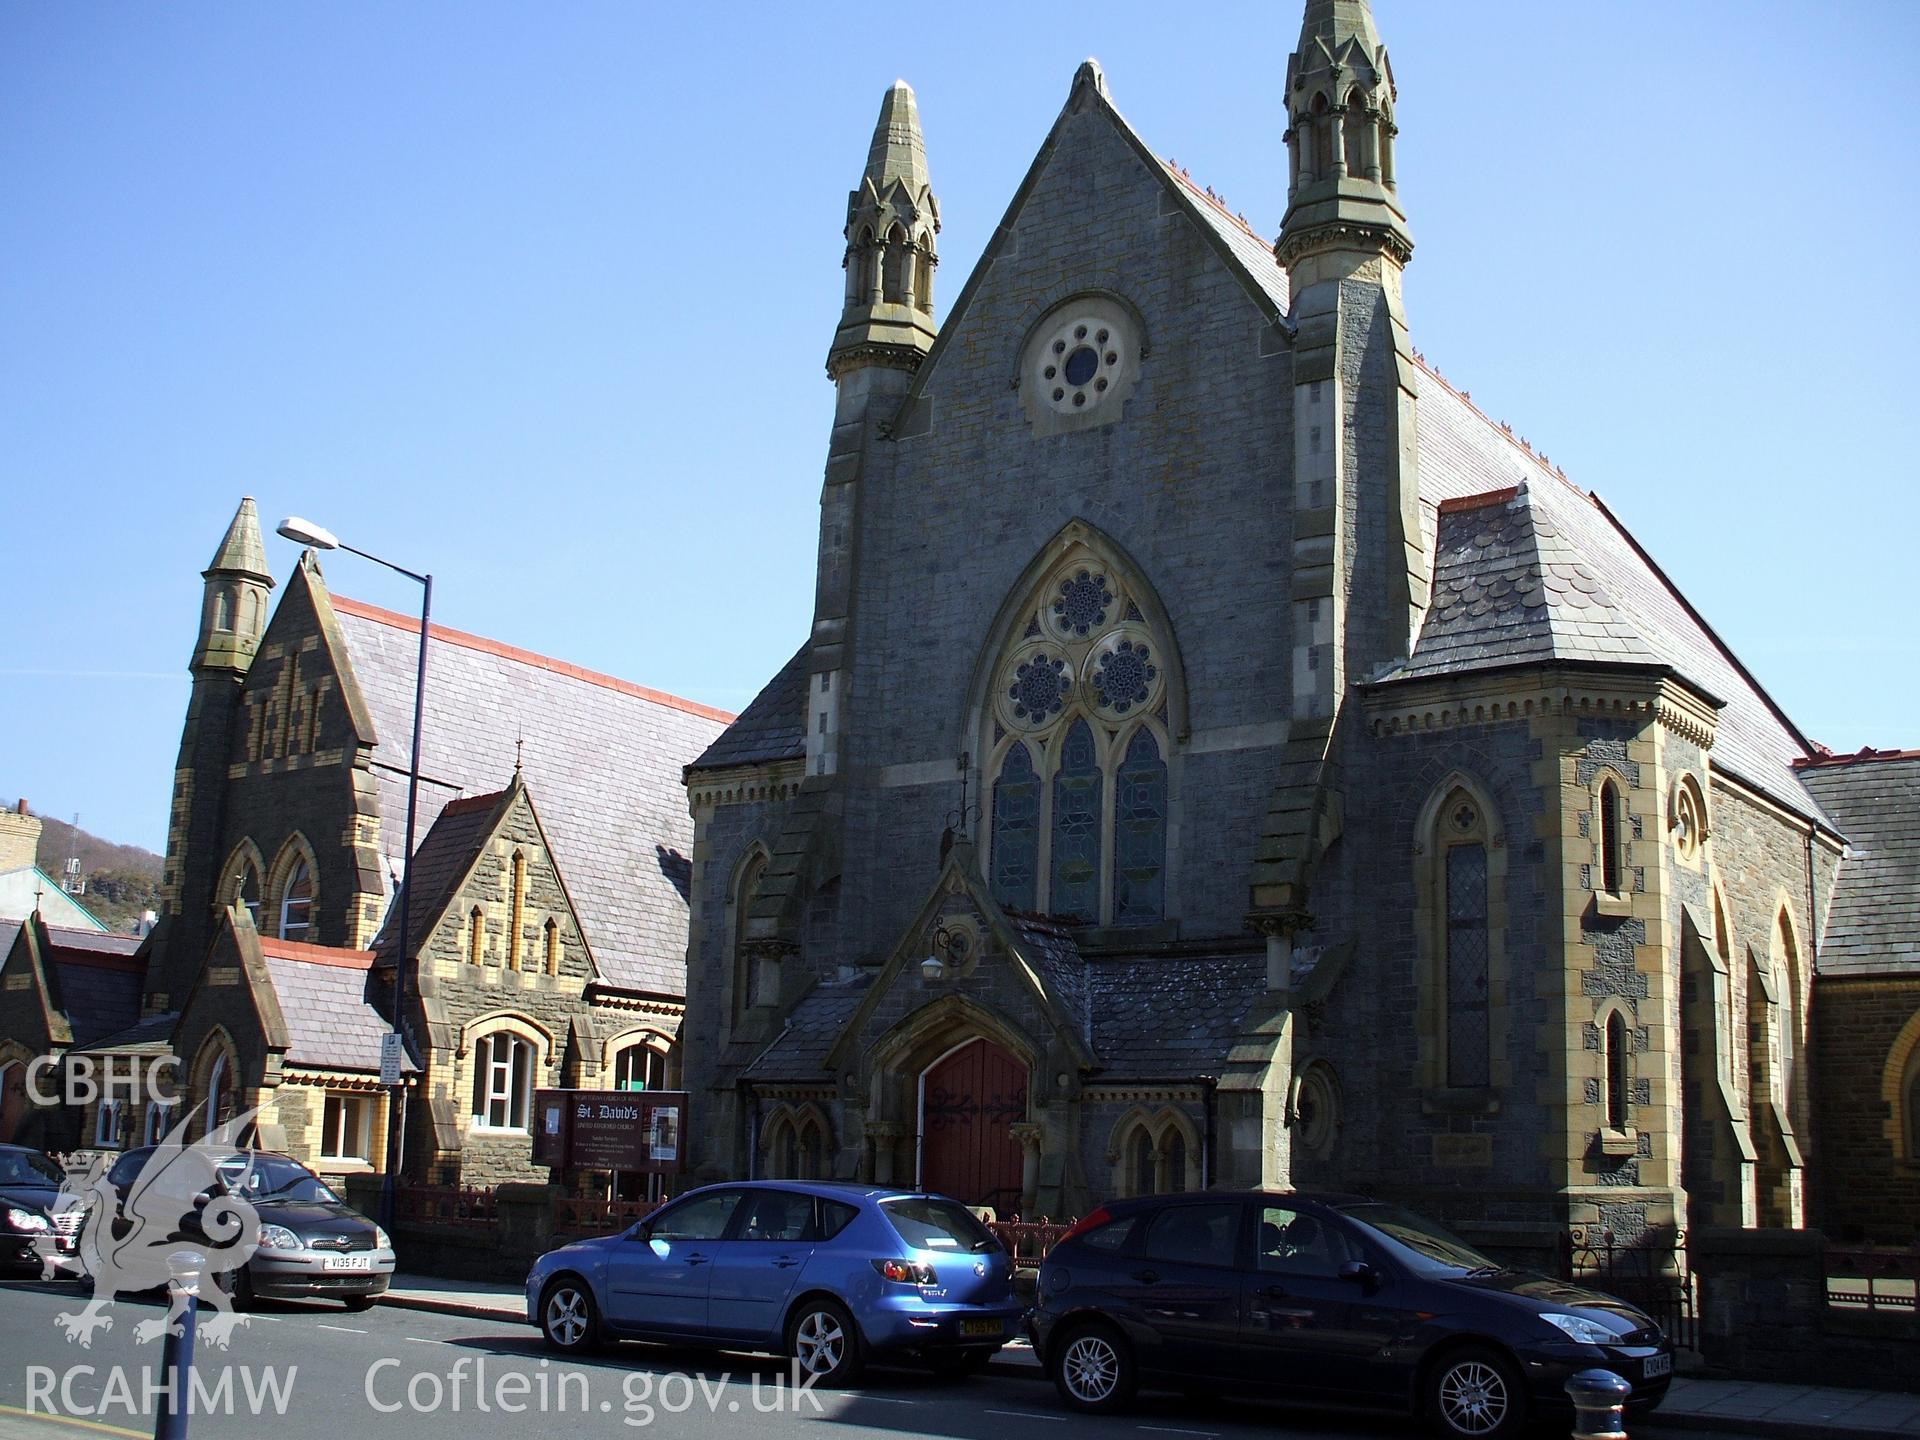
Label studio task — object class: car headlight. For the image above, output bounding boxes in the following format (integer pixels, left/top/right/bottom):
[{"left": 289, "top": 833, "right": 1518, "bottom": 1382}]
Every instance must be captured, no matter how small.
[
  {"left": 257, "top": 1224, "right": 303, "bottom": 1251},
  {"left": 1540, "top": 1312, "right": 1618, "bottom": 1346},
  {"left": 374, "top": 1226, "right": 391, "bottom": 1250},
  {"left": 4, "top": 1207, "right": 50, "bottom": 1234}
]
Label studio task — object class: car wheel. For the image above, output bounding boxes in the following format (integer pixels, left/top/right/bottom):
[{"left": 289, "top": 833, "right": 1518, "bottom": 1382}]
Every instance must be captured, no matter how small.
[
  {"left": 1427, "top": 1344, "right": 1526, "bottom": 1439},
  {"left": 925, "top": 1347, "right": 993, "bottom": 1380},
  {"left": 540, "top": 1277, "right": 600, "bottom": 1354},
  {"left": 1051, "top": 1321, "right": 1136, "bottom": 1415},
  {"left": 341, "top": 1295, "right": 377, "bottom": 1313},
  {"left": 787, "top": 1298, "right": 864, "bottom": 1387}
]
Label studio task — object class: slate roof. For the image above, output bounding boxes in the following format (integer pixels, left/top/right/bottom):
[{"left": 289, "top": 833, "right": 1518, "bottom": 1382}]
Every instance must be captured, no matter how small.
[
  {"left": 328, "top": 593, "right": 731, "bottom": 996},
  {"left": 374, "top": 788, "right": 508, "bottom": 962},
  {"left": 80, "top": 1012, "right": 180, "bottom": 1055},
  {"left": 1010, "top": 915, "right": 1090, "bottom": 1045},
  {"left": 1086, "top": 950, "right": 1267, "bottom": 1079},
  {"left": 1163, "top": 163, "right": 1291, "bottom": 318},
  {"left": 1399, "top": 488, "right": 1662, "bottom": 679},
  {"left": 687, "top": 643, "right": 810, "bottom": 774},
  {"left": 257, "top": 938, "right": 401, "bottom": 1073},
  {"left": 1796, "top": 752, "right": 1920, "bottom": 977},
  {"left": 53, "top": 956, "right": 145, "bottom": 1049},
  {"left": 1406, "top": 369, "right": 1826, "bottom": 823},
  {"left": 739, "top": 981, "right": 872, "bottom": 1081}
]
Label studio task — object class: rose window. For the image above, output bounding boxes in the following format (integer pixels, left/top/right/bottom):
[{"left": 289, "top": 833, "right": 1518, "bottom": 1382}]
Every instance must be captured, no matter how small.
[
  {"left": 1022, "top": 300, "right": 1140, "bottom": 429},
  {"left": 1093, "top": 640, "right": 1155, "bottom": 715},
  {"left": 1006, "top": 652, "right": 1069, "bottom": 727},
  {"left": 1052, "top": 570, "right": 1112, "bottom": 637}
]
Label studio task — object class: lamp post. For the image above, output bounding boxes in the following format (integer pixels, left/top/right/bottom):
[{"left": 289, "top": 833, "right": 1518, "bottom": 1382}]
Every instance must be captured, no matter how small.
[{"left": 277, "top": 516, "right": 431, "bottom": 1229}]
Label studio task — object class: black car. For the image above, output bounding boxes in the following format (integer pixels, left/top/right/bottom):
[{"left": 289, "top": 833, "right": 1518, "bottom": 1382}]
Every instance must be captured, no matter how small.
[
  {"left": 1028, "top": 1190, "right": 1671, "bottom": 1438},
  {"left": 0, "top": 1145, "right": 78, "bottom": 1273},
  {"left": 101, "top": 1148, "right": 396, "bottom": 1309}
]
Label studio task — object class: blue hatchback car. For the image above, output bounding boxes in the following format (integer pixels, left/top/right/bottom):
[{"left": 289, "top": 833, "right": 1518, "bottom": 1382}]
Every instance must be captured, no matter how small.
[{"left": 526, "top": 1181, "right": 1023, "bottom": 1384}]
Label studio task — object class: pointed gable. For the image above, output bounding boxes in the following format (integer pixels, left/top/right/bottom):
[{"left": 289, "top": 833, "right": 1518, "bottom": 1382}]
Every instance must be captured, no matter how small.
[{"left": 234, "top": 552, "right": 378, "bottom": 768}]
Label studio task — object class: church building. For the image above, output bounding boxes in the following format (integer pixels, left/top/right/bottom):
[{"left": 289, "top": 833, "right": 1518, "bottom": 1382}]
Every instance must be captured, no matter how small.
[{"left": 678, "top": 0, "right": 1897, "bottom": 1248}]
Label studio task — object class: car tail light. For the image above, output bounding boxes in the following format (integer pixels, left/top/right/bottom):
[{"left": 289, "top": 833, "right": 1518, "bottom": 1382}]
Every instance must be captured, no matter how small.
[
  {"left": 1057, "top": 1207, "right": 1111, "bottom": 1245},
  {"left": 872, "top": 1259, "right": 938, "bottom": 1285}
]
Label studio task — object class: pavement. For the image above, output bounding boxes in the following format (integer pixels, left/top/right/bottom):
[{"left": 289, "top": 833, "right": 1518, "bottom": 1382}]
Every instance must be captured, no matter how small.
[{"left": 380, "top": 1272, "right": 1920, "bottom": 1439}]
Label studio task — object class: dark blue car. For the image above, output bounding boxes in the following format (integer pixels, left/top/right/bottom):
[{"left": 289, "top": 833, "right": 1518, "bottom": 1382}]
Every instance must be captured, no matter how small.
[
  {"left": 525, "top": 1181, "right": 1023, "bottom": 1384},
  {"left": 1028, "top": 1190, "right": 1672, "bottom": 1438}
]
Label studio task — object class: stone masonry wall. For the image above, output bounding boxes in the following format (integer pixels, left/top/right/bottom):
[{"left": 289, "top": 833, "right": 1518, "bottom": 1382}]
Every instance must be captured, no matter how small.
[{"left": 1813, "top": 975, "right": 1920, "bottom": 1243}]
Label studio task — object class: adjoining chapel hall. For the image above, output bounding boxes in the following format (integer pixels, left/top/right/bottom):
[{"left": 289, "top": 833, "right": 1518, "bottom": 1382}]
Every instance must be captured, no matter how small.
[
  {"left": 0, "top": 498, "right": 731, "bottom": 1190},
  {"left": 680, "top": 0, "right": 1920, "bottom": 1244}
]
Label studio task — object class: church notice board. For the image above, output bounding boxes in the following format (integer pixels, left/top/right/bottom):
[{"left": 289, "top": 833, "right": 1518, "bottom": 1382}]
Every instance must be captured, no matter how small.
[{"left": 531, "top": 1090, "right": 688, "bottom": 1174}]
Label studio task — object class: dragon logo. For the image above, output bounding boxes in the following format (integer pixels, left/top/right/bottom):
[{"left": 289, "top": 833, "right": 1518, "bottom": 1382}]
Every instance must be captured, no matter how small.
[{"left": 36, "top": 1105, "right": 264, "bottom": 1351}]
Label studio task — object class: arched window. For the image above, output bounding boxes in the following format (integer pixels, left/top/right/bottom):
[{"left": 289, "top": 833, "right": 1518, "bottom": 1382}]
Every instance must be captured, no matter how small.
[
  {"left": 543, "top": 917, "right": 560, "bottom": 976},
  {"left": 508, "top": 853, "right": 527, "bottom": 970},
  {"left": 914, "top": 242, "right": 934, "bottom": 316},
  {"left": 613, "top": 1041, "right": 666, "bottom": 1093},
  {"left": 278, "top": 857, "right": 314, "bottom": 940},
  {"left": 204, "top": 1051, "right": 231, "bottom": 1139},
  {"left": 471, "top": 1032, "right": 534, "bottom": 1130},
  {"left": 1311, "top": 93, "right": 1333, "bottom": 178},
  {"left": 1050, "top": 721, "right": 1103, "bottom": 923},
  {"left": 468, "top": 907, "right": 486, "bottom": 965},
  {"left": 990, "top": 743, "right": 1040, "bottom": 911},
  {"left": 1129, "top": 1128, "right": 1154, "bottom": 1198},
  {"left": 1161, "top": 1129, "right": 1188, "bottom": 1194},
  {"left": 143, "top": 1099, "right": 178, "bottom": 1146},
  {"left": 1599, "top": 780, "right": 1624, "bottom": 896},
  {"left": 1343, "top": 90, "right": 1370, "bottom": 176},
  {"left": 1438, "top": 789, "right": 1492, "bottom": 1089},
  {"left": 213, "top": 587, "right": 234, "bottom": 633},
  {"left": 1605, "top": 1010, "right": 1630, "bottom": 1131},
  {"left": 981, "top": 542, "right": 1178, "bottom": 927},
  {"left": 883, "top": 224, "right": 907, "bottom": 304},
  {"left": 1775, "top": 910, "right": 1802, "bottom": 1122},
  {"left": 1112, "top": 729, "right": 1167, "bottom": 925},
  {"left": 228, "top": 859, "right": 262, "bottom": 929},
  {"left": 732, "top": 850, "right": 770, "bottom": 1020}
]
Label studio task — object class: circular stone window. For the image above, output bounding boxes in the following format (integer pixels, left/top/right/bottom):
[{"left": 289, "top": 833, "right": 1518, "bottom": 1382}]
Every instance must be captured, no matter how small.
[{"left": 1021, "top": 297, "right": 1142, "bottom": 435}]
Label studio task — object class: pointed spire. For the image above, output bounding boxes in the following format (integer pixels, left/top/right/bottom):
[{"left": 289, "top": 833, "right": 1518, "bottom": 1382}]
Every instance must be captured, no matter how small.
[
  {"left": 192, "top": 496, "right": 275, "bottom": 675},
  {"left": 1277, "top": 0, "right": 1412, "bottom": 272},
  {"left": 827, "top": 81, "right": 941, "bottom": 379},
  {"left": 205, "top": 496, "right": 271, "bottom": 582}
]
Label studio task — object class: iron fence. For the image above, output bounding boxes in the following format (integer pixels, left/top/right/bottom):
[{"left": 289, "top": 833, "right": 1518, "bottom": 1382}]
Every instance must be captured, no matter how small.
[
  {"left": 1559, "top": 1225, "right": 1697, "bottom": 1353},
  {"left": 553, "top": 1195, "right": 664, "bottom": 1238},
  {"left": 394, "top": 1185, "right": 498, "bottom": 1227},
  {"left": 988, "top": 1215, "right": 1076, "bottom": 1266},
  {"left": 1826, "top": 1246, "right": 1920, "bottom": 1316}
]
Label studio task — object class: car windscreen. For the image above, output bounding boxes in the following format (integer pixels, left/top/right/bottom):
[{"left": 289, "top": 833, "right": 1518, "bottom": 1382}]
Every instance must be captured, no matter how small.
[
  {"left": 881, "top": 1197, "right": 1000, "bottom": 1253},
  {"left": 1337, "top": 1202, "right": 1501, "bottom": 1274},
  {"left": 216, "top": 1155, "right": 338, "bottom": 1204},
  {"left": 0, "top": 1151, "right": 62, "bottom": 1188}
]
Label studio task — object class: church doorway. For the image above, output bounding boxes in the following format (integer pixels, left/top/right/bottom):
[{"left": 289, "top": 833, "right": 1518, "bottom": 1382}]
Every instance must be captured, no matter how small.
[
  {"left": 917, "top": 1037, "right": 1026, "bottom": 1212},
  {"left": 0, "top": 1062, "right": 23, "bottom": 1144}
]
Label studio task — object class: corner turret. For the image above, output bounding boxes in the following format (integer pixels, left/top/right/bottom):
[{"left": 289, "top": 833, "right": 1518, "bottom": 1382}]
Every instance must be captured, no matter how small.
[
  {"left": 827, "top": 81, "right": 940, "bottom": 379},
  {"left": 192, "top": 496, "right": 275, "bottom": 675}
]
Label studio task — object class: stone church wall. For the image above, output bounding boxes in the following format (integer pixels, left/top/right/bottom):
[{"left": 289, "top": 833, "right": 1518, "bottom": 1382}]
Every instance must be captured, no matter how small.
[{"left": 1812, "top": 976, "right": 1920, "bottom": 1243}]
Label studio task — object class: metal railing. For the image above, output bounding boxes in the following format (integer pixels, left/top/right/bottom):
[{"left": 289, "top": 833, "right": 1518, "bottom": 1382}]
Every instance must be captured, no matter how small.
[
  {"left": 393, "top": 1185, "right": 498, "bottom": 1226},
  {"left": 1826, "top": 1246, "right": 1920, "bottom": 1316},
  {"left": 553, "top": 1195, "right": 664, "bottom": 1238},
  {"left": 988, "top": 1215, "right": 1076, "bottom": 1266},
  {"left": 1560, "top": 1225, "right": 1697, "bottom": 1352}
]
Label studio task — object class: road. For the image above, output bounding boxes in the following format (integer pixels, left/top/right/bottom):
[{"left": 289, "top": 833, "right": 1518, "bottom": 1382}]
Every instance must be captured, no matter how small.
[{"left": 0, "top": 1280, "right": 1733, "bottom": 1440}]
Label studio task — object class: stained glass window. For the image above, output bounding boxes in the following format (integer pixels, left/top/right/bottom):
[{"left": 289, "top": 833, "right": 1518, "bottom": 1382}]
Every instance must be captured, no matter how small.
[
  {"left": 1112, "top": 729, "right": 1167, "bottom": 926},
  {"left": 1163, "top": 1130, "right": 1187, "bottom": 1193},
  {"left": 1050, "top": 721, "right": 1102, "bottom": 923},
  {"left": 1445, "top": 842, "right": 1490, "bottom": 1088},
  {"left": 1130, "top": 1128, "right": 1154, "bottom": 1197},
  {"left": 991, "top": 743, "right": 1040, "bottom": 912}
]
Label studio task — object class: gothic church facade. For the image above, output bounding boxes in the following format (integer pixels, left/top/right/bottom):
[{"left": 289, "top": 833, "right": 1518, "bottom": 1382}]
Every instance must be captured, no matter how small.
[{"left": 681, "top": 0, "right": 1865, "bottom": 1246}]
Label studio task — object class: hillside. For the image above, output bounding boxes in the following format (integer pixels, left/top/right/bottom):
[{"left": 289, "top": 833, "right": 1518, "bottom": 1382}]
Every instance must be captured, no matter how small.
[{"left": 22, "top": 807, "right": 163, "bottom": 934}]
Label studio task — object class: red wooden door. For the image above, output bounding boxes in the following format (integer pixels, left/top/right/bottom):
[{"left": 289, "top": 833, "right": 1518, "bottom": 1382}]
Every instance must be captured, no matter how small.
[{"left": 919, "top": 1038, "right": 1026, "bottom": 1210}]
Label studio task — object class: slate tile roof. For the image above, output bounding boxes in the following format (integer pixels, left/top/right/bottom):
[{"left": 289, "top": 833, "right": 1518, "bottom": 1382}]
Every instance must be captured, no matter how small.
[
  {"left": 1010, "top": 915, "right": 1090, "bottom": 1043},
  {"left": 1795, "top": 751, "right": 1920, "bottom": 977},
  {"left": 373, "top": 788, "right": 507, "bottom": 962},
  {"left": 54, "top": 957, "right": 145, "bottom": 1049},
  {"left": 687, "top": 643, "right": 811, "bottom": 773},
  {"left": 329, "top": 595, "right": 731, "bottom": 996},
  {"left": 1086, "top": 950, "right": 1267, "bottom": 1079},
  {"left": 1407, "top": 369, "right": 1826, "bottom": 823},
  {"left": 739, "top": 981, "right": 872, "bottom": 1080},
  {"left": 1399, "top": 487, "right": 1662, "bottom": 679},
  {"left": 79, "top": 1011, "right": 180, "bottom": 1055},
  {"left": 256, "top": 938, "right": 401, "bottom": 1073}
]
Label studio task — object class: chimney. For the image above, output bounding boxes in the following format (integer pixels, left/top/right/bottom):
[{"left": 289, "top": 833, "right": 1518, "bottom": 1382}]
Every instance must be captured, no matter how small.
[{"left": 0, "top": 800, "right": 42, "bottom": 873}]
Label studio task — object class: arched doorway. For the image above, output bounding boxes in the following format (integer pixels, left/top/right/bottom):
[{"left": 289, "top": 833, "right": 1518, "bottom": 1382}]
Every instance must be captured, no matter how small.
[
  {"left": 0, "top": 1062, "right": 25, "bottom": 1145},
  {"left": 918, "top": 1037, "right": 1027, "bottom": 1211}
]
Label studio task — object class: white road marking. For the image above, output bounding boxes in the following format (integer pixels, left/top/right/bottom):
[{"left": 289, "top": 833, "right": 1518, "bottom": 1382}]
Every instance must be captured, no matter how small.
[
  {"left": 843, "top": 1394, "right": 917, "bottom": 1405},
  {"left": 1137, "top": 1428, "right": 1217, "bottom": 1437},
  {"left": 405, "top": 1336, "right": 452, "bottom": 1345},
  {"left": 316, "top": 1323, "right": 367, "bottom": 1334},
  {"left": 985, "top": 1409, "right": 1057, "bottom": 1420}
]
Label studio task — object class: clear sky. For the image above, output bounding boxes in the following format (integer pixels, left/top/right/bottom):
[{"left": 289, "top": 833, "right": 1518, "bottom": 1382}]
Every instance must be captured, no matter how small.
[{"left": 3, "top": 2, "right": 1916, "bottom": 854}]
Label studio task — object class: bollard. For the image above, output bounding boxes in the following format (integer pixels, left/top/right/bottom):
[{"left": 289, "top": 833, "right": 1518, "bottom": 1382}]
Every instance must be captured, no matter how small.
[
  {"left": 1566, "top": 1367, "right": 1631, "bottom": 1440},
  {"left": 154, "top": 1250, "right": 204, "bottom": 1440}
]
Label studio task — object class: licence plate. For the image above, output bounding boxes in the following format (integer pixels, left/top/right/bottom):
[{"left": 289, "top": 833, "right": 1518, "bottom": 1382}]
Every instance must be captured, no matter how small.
[
  {"left": 961, "top": 1319, "right": 1002, "bottom": 1338},
  {"left": 1643, "top": 1353, "right": 1672, "bottom": 1379},
  {"left": 322, "top": 1255, "right": 373, "bottom": 1272}
]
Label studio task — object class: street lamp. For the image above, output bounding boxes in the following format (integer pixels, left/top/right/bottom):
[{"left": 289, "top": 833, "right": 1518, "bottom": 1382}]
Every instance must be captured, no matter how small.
[{"left": 277, "top": 515, "right": 431, "bottom": 1229}]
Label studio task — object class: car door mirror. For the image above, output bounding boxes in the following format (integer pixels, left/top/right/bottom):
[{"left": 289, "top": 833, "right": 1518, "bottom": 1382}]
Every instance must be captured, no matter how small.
[
  {"left": 1338, "top": 1259, "right": 1378, "bottom": 1290},
  {"left": 629, "top": 1221, "right": 653, "bottom": 1241}
]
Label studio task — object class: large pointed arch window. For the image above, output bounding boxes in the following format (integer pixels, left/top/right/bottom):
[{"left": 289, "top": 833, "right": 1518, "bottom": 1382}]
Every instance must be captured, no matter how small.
[
  {"left": 981, "top": 545, "right": 1176, "bottom": 927},
  {"left": 278, "top": 857, "right": 314, "bottom": 940}
]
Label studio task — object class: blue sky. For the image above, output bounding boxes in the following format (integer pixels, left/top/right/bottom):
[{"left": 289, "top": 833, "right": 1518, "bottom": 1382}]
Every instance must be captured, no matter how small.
[{"left": 3, "top": 2, "right": 1916, "bottom": 853}]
